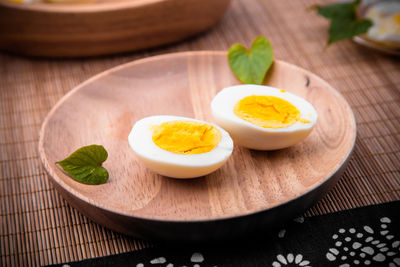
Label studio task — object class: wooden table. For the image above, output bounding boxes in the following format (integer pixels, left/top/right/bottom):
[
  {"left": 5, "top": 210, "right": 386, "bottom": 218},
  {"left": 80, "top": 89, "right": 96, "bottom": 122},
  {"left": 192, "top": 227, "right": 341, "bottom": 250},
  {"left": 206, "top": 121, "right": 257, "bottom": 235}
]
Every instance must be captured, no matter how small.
[{"left": 1, "top": 0, "right": 399, "bottom": 265}]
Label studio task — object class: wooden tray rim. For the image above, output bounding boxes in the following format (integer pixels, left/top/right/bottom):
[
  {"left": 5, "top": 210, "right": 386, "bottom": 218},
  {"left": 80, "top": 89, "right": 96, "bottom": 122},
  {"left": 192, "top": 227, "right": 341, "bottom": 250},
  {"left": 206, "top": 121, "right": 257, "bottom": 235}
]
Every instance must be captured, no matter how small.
[{"left": 0, "top": 0, "right": 166, "bottom": 13}]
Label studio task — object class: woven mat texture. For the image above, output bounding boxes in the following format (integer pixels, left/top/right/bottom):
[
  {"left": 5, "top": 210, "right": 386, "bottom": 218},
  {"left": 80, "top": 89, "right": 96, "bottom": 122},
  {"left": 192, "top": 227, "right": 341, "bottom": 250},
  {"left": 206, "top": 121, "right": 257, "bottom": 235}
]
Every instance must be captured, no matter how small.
[{"left": 1, "top": 0, "right": 399, "bottom": 266}]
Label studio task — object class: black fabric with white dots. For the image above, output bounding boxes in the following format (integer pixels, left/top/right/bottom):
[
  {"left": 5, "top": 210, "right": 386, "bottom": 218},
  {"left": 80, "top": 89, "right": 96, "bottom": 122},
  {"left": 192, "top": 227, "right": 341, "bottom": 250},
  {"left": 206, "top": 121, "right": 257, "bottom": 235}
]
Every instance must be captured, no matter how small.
[{"left": 47, "top": 200, "right": 400, "bottom": 267}]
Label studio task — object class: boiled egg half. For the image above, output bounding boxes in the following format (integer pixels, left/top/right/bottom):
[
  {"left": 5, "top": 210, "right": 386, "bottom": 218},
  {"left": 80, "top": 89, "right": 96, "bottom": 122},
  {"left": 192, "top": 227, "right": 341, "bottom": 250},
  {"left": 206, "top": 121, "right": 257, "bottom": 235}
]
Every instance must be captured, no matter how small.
[
  {"left": 128, "top": 115, "right": 233, "bottom": 178},
  {"left": 211, "top": 85, "right": 318, "bottom": 150},
  {"left": 364, "top": 0, "right": 400, "bottom": 48}
]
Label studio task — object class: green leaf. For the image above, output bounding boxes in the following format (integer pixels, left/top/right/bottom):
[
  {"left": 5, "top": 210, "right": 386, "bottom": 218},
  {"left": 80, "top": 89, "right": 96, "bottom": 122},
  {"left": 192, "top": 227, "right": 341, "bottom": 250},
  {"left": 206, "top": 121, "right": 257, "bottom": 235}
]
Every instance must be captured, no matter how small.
[
  {"left": 228, "top": 36, "right": 274, "bottom": 85},
  {"left": 315, "top": 0, "right": 372, "bottom": 45},
  {"left": 317, "top": 0, "right": 358, "bottom": 20},
  {"left": 56, "top": 145, "right": 109, "bottom": 185},
  {"left": 328, "top": 18, "right": 372, "bottom": 44}
]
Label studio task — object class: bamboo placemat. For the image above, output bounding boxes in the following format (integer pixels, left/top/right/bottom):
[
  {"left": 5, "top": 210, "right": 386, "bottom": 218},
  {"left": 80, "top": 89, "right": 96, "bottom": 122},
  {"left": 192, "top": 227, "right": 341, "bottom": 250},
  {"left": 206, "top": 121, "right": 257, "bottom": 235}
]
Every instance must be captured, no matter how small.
[{"left": 1, "top": 0, "right": 399, "bottom": 266}]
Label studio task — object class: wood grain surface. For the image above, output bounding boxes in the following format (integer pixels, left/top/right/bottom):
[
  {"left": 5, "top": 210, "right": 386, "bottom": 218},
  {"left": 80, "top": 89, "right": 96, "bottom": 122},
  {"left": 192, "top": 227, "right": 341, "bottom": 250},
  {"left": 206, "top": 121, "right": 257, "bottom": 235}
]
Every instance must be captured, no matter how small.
[
  {"left": 39, "top": 51, "right": 356, "bottom": 222},
  {"left": 0, "top": 0, "right": 231, "bottom": 57}
]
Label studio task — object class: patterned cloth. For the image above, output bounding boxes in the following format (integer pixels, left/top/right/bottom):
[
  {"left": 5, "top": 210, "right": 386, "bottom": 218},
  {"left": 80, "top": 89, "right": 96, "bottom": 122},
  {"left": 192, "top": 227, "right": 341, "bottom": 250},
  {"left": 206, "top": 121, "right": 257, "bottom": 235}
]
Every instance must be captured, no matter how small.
[{"left": 47, "top": 201, "right": 400, "bottom": 267}]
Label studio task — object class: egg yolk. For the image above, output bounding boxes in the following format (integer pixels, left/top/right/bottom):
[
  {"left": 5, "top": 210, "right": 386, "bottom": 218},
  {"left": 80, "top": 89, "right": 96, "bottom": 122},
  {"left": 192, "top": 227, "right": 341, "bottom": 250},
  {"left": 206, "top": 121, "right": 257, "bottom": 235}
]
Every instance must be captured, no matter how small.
[
  {"left": 395, "top": 14, "right": 400, "bottom": 25},
  {"left": 234, "top": 95, "right": 301, "bottom": 128},
  {"left": 152, "top": 121, "right": 221, "bottom": 154}
]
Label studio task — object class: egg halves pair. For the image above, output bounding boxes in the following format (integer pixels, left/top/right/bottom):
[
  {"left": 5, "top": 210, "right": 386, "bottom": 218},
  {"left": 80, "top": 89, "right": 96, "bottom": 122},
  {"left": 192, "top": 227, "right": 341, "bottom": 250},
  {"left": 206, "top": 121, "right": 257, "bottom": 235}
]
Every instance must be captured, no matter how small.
[{"left": 128, "top": 85, "right": 318, "bottom": 178}]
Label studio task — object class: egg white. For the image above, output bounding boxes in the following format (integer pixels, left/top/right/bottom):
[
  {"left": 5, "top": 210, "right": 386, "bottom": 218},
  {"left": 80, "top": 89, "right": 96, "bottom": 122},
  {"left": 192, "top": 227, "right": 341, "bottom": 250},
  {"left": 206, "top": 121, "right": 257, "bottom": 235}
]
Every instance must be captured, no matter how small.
[
  {"left": 128, "top": 115, "right": 233, "bottom": 178},
  {"left": 211, "top": 85, "right": 318, "bottom": 150}
]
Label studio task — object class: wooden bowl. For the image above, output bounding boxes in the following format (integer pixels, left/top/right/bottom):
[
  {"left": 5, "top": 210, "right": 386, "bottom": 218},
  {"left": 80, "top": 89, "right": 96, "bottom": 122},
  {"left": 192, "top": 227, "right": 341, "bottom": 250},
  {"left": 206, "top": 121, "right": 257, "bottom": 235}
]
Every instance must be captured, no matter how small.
[
  {"left": 39, "top": 51, "right": 356, "bottom": 242},
  {"left": 0, "top": 0, "right": 231, "bottom": 57}
]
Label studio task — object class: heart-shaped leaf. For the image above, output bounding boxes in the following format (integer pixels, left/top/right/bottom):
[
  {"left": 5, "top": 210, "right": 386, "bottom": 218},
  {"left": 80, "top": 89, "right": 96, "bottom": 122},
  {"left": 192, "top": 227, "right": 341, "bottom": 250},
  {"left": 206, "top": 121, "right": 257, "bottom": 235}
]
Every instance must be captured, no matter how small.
[
  {"left": 56, "top": 144, "right": 109, "bottom": 185},
  {"left": 228, "top": 36, "right": 274, "bottom": 85}
]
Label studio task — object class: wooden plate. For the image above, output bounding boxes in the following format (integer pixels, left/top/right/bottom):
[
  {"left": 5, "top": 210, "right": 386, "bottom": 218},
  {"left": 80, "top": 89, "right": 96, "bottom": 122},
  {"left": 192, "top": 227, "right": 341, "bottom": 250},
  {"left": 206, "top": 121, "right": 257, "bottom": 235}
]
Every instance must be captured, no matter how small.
[
  {"left": 39, "top": 51, "right": 356, "bottom": 241},
  {"left": 0, "top": 0, "right": 230, "bottom": 57},
  {"left": 353, "top": 36, "right": 400, "bottom": 56}
]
